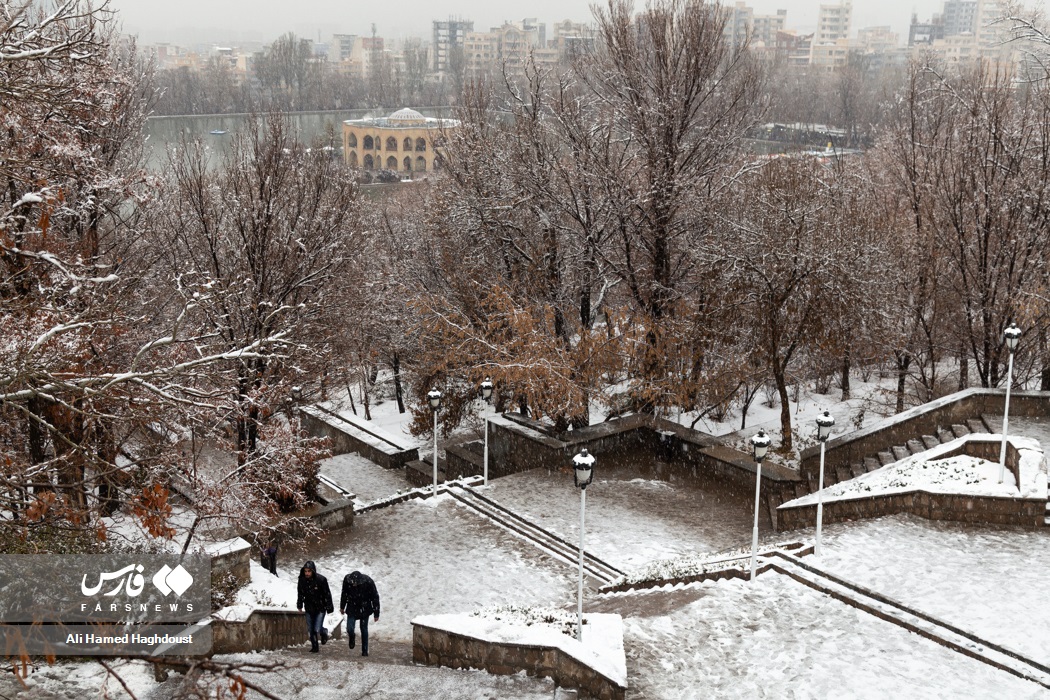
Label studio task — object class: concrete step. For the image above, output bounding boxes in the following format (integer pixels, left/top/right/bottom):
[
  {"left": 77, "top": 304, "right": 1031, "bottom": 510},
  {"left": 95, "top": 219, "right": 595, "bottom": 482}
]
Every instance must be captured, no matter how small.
[
  {"left": 794, "top": 483, "right": 810, "bottom": 499},
  {"left": 877, "top": 451, "right": 895, "bottom": 466},
  {"left": 937, "top": 427, "right": 956, "bottom": 444},
  {"left": 850, "top": 463, "right": 866, "bottom": 478},
  {"left": 906, "top": 439, "right": 926, "bottom": 455},
  {"left": 809, "top": 477, "right": 821, "bottom": 492},
  {"left": 967, "top": 418, "right": 989, "bottom": 434},
  {"left": 835, "top": 466, "right": 853, "bottom": 483},
  {"left": 951, "top": 424, "right": 971, "bottom": 438},
  {"left": 891, "top": 445, "right": 911, "bottom": 462},
  {"left": 863, "top": 457, "right": 882, "bottom": 473},
  {"left": 921, "top": 435, "right": 941, "bottom": 450}
]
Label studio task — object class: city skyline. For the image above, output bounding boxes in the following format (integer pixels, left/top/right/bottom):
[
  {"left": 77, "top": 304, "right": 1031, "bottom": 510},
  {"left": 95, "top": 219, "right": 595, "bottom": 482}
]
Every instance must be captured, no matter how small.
[{"left": 106, "top": 0, "right": 1042, "bottom": 48}]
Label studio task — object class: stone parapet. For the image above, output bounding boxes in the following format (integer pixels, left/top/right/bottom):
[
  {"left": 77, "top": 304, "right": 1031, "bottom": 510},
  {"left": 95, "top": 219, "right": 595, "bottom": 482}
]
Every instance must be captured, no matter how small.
[
  {"left": 412, "top": 616, "right": 626, "bottom": 700},
  {"left": 778, "top": 490, "right": 1046, "bottom": 530},
  {"left": 210, "top": 608, "right": 342, "bottom": 654},
  {"left": 299, "top": 405, "right": 418, "bottom": 469}
]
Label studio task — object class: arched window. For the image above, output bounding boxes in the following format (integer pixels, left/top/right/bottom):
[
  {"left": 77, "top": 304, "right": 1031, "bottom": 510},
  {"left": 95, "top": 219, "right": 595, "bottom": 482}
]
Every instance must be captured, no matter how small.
[
  {"left": 348, "top": 151, "right": 358, "bottom": 168},
  {"left": 415, "top": 156, "right": 426, "bottom": 172},
  {"left": 403, "top": 156, "right": 412, "bottom": 171},
  {"left": 363, "top": 135, "right": 373, "bottom": 150},
  {"left": 403, "top": 137, "right": 413, "bottom": 151},
  {"left": 348, "top": 133, "right": 358, "bottom": 148},
  {"left": 415, "top": 138, "right": 426, "bottom": 152},
  {"left": 363, "top": 154, "right": 374, "bottom": 169},
  {"left": 386, "top": 155, "right": 398, "bottom": 170},
  {"left": 386, "top": 136, "right": 398, "bottom": 151}
]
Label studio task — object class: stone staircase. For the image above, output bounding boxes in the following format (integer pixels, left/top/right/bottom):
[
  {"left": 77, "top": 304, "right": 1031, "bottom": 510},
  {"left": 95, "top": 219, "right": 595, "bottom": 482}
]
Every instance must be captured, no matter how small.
[
  {"left": 770, "top": 416, "right": 996, "bottom": 525},
  {"left": 819, "top": 416, "right": 992, "bottom": 490}
]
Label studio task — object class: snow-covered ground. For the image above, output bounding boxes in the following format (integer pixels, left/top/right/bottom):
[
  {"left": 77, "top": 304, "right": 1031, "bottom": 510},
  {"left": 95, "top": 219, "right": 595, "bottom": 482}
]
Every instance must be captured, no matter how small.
[
  {"left": 605, "top": 572, "right": 1050, "bottom": 700},
  {"left": 817, "top": 514, "right": 1050, "bottom": 665},
  {"left": 14, "top": 466, "right": 1050, "bottom": 699},
  {"left": 7, "top": 378, "right": 1050, "bottom": 699},
  {"left": 319, "top": 451, "right": 410, "bottom": 504},
  {"left": 479, "top": 462, "right": 771, "bottom": 571},
  {"left": 287, "top": 494, "right": 578, "bottom": 643}
]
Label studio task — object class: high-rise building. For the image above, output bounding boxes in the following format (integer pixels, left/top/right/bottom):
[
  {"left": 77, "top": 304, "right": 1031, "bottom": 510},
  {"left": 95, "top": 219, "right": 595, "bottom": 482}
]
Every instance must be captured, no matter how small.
[
  {"left": 724, "top": 2, "right": 787, "bottom": 53},
  {"left": 909, "top": 13, "right": 945, "bottom": 46},
  {"left": 753, "top": 9, "right": 787, "bottom": 47},
  {"left": 433, "top": 18, "right": 474, "bottom": 74},
  {"left": 942, "top": 0, "right": 978, "bottom": 36},
  {"left": 817, "top": 1, "right": 852, "bottom": 44},
  {"left": 331, "top": 34, "right": 357, "bottom": 63}
]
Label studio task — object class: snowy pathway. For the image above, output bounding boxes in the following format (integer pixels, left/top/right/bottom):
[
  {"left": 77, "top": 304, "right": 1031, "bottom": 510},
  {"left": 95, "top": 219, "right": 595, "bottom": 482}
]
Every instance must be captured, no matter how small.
[
  {"left": 480, "top": 461, "right": 768, "bottom": 571},
  {"left": 606, "top": 574, "right": 1050, "bottom": 699},
  {"left": 819, "top": 514, "right": 1050, "bottom": 664}
]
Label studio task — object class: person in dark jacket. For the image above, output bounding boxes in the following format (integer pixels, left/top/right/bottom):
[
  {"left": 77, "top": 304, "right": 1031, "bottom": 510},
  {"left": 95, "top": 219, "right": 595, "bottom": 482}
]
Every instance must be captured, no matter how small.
[
  {"left": 262, "top": 541, "right": 278, "bottom": 576},
  {"left": 296, "top": 561, "right": 334, "bottom": 652},
  {"left": 339, "top": 570, "right": 380, "bottom": 656}
]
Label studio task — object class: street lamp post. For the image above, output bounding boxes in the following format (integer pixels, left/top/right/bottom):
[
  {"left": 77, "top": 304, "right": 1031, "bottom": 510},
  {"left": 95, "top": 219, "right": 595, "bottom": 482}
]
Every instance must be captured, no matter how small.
[
  {"left": 572, "top": 448, "right": 595, "bottom": 642},
  {"left": 749, "top": 430, "right": 771, "bottom": 580},
  {"left": 480, "top": 377, "right": 493, "bottom": 486},
  {"left": 427, "top": 388, "right": 443, "bottom": 494},
  {"left": 998, "top": 323, "right": 1022, "bottom": 484},
  {"left": 815, "top": 411, "right": 836, "bottom": 557}
]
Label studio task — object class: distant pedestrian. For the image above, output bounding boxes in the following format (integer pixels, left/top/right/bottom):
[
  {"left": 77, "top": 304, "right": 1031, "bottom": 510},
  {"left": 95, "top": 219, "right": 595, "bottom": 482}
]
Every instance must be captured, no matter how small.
[
  {"left": 296, "top": 561, "right": 334, "bottom": 652},
  {"left": 339, "top": 570, "right": 380, "bottom": 657},
  {"left": 262, "top": 541, "right": 278, "bottom": 576}
]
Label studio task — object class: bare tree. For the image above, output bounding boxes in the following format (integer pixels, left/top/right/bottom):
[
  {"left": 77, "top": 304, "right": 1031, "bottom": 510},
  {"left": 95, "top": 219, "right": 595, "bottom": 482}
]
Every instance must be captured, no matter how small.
[
  {"left": 580, "top": 0, "right": 762, "bottom": 412},
  {"left": 150, "top": 112, "right": 360, "bottom": 467}
]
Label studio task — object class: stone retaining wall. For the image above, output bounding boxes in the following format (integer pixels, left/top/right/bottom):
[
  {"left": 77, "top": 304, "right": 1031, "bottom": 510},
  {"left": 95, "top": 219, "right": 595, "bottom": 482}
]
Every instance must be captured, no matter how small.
[
  {"left": 779, "top": 491, "right": 1045, "bottom": 531},
  {"left": 208, "top": 538, "right": 251, "bottom": 588},
  {"left": 299, "top": 406, "right": 418, "bottom": 469},
  {"left": 210, "top": 608, "right": 342, "bottom": 654},
  {"left": 412, "top": 623, "right": 625, "bottom": 700}
]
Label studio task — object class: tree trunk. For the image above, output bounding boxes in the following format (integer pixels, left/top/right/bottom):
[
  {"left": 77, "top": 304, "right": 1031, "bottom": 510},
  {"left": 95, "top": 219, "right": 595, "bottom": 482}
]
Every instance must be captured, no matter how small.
[
  {"left": 26, "top": 396, "right": 52, "bottom": 493},
  {"left": 958, "top": 340, "right": 969, "bottom": 391},
  {"left": 1041, "top": 328, "right": 1050, "bottom": 391},
  {"left": 840, "top": 346, "right": 851, "bottom": 401},
  {"left": 773, "top": 360, "right": 793, "bottom": 452},
  {"left": 895, "top": 351, "right": 910, "bottom": 414},
  {"left": 361, "top": 375, "right": 371, "bottom": 421},
  {"left": 392, "top": 352, "right": 405, "bottom": 414}
]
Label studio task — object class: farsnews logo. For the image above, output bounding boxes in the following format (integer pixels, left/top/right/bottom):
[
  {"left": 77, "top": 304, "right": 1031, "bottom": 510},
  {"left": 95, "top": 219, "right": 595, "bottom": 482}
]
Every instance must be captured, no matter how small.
[{"left": 81, "top": 563, "right": 194, "bottom": 598}]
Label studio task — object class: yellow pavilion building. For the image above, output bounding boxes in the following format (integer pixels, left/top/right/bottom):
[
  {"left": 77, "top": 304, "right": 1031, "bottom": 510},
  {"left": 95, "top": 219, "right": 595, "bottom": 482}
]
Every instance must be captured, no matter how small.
[{"left": 342, "top": 108, "right": 460, "bottom": 175}]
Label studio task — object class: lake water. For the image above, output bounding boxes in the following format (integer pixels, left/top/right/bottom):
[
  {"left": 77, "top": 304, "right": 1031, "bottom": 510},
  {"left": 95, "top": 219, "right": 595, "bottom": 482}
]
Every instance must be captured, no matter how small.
[
  {"left": 144, "top": 110, "right": 805, "bottom": 170},
  {"left": 144, "top": 108, "right": 452, "bottom": 170}
]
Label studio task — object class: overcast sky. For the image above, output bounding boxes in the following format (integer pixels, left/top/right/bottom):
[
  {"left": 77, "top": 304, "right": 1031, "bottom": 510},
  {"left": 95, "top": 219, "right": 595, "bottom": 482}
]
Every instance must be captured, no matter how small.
[{"left": 110, "top": 0, "right": 1049, "bottom": 47}]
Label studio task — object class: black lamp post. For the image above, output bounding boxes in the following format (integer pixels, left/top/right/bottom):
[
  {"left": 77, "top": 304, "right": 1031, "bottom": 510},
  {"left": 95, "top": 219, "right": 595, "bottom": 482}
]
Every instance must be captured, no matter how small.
[
  {"left": 427, "top": 388, "right": 443, "bottom": 493},
  {"left": 998, "top": 323, "right": 1022, "bottom": 484},
  {"left": 815, "top": 410, "right": 836, "bottom": 556},
  {"left": 749, "top": 430, "right": 771, "bottom": 580},
  {"left": 572, "top": 448, "right": 595, "bottom": 641},
  {"left": 481, "top": 378, "right": 493, "bottom": 485}
]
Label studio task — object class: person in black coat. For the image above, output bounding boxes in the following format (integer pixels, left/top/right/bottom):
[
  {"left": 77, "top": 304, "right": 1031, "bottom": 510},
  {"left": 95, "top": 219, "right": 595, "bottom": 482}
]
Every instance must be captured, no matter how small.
[
  {"left": 262, "top": 540, "right": 278, "bottom": 576},
  {"left": 339, "top": 570, "right": 380, "bottom": 656},
  {"left": 296, "top": 561, "right": 334, "bottom": 652}
]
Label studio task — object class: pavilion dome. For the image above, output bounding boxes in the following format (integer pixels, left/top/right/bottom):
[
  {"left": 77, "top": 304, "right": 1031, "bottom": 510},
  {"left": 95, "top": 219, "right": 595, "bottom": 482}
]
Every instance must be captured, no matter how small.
[{"left": 388, "top": 108, "right": 426, "bottom": 123}]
